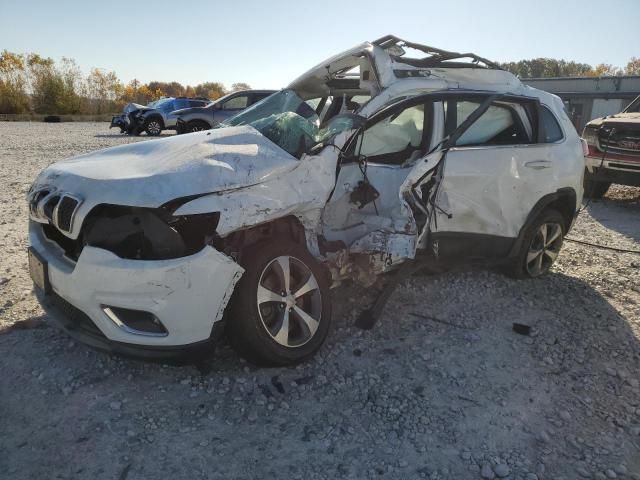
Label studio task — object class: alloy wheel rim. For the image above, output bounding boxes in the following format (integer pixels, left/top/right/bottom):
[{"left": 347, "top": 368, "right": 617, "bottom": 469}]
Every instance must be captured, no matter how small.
[
  {"left": 526, "top": 222, "right": 562, "bottom": 277},
  {"left": 256, "top": 256, "right": 322, "bottom": 348},
  {"left": 148, "top": 121, "right": 161, "bottom": 134}
]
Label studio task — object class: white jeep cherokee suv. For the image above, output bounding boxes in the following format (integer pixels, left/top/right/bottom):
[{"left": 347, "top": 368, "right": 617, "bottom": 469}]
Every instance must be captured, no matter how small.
[{"left": 27, "top": 36, "right": 584, "bottom": 365}]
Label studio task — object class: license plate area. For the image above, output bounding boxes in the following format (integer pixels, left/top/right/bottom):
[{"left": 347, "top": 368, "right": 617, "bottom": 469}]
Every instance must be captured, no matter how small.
[{"left": 28, "top": 247, "right": 51, "bottom": 294}]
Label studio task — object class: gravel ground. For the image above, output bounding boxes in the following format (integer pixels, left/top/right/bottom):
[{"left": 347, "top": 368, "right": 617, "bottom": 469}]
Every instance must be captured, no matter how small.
[{"left": 1, "top": 122, "right": 639, "bottom": 480}]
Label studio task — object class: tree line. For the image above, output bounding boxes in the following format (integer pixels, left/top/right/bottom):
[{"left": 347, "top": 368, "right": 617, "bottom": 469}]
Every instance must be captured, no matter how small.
[
  {"left": 497, "top": 57, "right": 640, "bottom": 79},
  {"left": 0, "top": 50, "right": 251, "bottom": 115},
  {"left": 1, "top": 49, "right": 639, "bottom": 115}
]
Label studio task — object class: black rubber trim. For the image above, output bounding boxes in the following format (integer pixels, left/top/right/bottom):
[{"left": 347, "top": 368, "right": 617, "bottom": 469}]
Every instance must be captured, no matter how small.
[
  {"left": 507, "top": 188, "right": 577, "bottom": 258},
  {"left": 39, "top": 292, "right": 218, "bottom": 363},
  {"left": 430, "top": 232, "right": 515, "bottom": 261}
]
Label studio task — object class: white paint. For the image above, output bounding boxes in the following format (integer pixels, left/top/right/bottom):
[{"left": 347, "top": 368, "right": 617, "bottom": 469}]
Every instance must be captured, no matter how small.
[
  {"left": 28, "top": 36, "right": 586, "bottom": 349},
  {"left": 30, "top": 221, "right": 243, "bottom": 346},
  {"left": 31, "top": 126, "right": 298, "bottom": 239}
]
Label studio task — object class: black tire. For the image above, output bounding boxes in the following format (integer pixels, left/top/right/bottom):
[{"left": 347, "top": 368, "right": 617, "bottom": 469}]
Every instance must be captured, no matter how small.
[
  {"left": 226, "top": 240, "right": 331, "bottom": 366},
  {"left": 144, "top": 117, "right": 163, "bottom": 136},
  {"left": 506, "top": 209, "right": 565, "bottom": 279},
  {"left": 187, "top": 120, "right": 211, "bottom": 133},
  {"left": 583, "top": 170, "right": 610, "bottom": 199}
]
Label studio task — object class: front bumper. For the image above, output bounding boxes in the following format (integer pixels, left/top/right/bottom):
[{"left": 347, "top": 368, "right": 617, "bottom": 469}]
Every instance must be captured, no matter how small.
[
  {"left": 585, "top": 155, "right": 640, "bottom": 187},
  {"left": 29, "top": 222, "right": 244, "bottom": 355},
  {"left": 110, "top": 115, "right": 126, "bottom": 130}
]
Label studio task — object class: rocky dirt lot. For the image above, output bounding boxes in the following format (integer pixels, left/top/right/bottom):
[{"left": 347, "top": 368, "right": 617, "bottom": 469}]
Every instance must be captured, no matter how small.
[{"left": 0, "top": 122, "right": 639, "bottom": 480}]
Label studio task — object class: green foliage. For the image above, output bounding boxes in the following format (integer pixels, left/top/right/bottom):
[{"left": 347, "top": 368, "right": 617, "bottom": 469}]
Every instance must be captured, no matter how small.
[
  {"left": 194, "top": 81, "right": 226, "bottom": 100},
  {"left": 498, "top": 58, "right": 593, "bottom": 78}
]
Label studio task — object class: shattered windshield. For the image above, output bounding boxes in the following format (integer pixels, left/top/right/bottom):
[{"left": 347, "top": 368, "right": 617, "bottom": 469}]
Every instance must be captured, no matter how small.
[{"left": 221, "top": 89, "right": 363, "bottom": 158}]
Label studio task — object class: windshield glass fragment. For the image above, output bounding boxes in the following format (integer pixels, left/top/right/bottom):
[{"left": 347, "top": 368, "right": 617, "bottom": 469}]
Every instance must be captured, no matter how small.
[{"left": 221, "top": 89, "right": 364, "bottom": 158}]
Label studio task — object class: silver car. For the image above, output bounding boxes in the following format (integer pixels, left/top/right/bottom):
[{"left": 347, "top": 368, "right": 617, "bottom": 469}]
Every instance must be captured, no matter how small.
[
  {"left": 131, "top": 97, "right": 210, "bottom": 136},
  {"left": 174, "top": 90, "right": 276, "bottom": 134}
]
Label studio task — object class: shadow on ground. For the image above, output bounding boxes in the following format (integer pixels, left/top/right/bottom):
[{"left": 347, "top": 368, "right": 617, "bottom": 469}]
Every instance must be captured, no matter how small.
[
  {"left": 1, "top": 267, "right": 638, "bottom": 479},
  {"left": 581, "top": 187, "right": 640, "bottom": 243}
]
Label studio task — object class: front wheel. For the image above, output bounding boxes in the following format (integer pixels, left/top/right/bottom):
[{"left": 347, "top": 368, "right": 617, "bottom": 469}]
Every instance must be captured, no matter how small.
[
  {"left": 144, "top": 118, "right": 163, "bottom": 136},
  {"left": 506, "top": 209, "right": 565, "bottom": 279},
  {"left": 226, "top": 240, "right": 331, "bottom": 366}
]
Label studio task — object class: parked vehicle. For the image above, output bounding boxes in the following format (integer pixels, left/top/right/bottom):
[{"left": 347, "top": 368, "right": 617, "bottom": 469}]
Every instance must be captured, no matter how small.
[
  {"left": 28, "top": 36, "right": 584, "bottom": 366},
  {"left": 175, "top": 90, "right": 276, "bottom": 134},
  {"left": 110, "top": 101, "right": 150, "bottom": 133},
  {"left": 582, "top": 95, "right": 640, "bottom": 198},
  {"left": 110, "top": 97, "right": 210, "bottom": 136}
]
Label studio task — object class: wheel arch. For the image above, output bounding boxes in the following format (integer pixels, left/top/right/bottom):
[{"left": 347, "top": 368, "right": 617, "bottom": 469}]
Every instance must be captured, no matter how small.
[
  {"left": 224, "top": 215, "right": 308, "bottom": 262},
  {"left": 508, "top": 187, "right": 577, "bottom": 258},
  {"left": 188, "top": 118, "right": 212, "bottom": 129}
]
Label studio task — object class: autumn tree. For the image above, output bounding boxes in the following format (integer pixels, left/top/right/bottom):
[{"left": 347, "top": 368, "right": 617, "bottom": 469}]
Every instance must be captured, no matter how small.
[
  {"left": 195, "top": 81, "right": 226, "bottom": 100},
  {"left": 147, "top": 81, "right": 185, "bottom": 97},
  {"left": 230, "top": 82, "right": 251, "bottom": 92},
  {"left": 85, "top": 68, "right": 122, "bottom": 114},
  {"left": 625, "top": 57, "right": 640, "bottom": 75},
  {"left": 27, "top": 53, "right": 79, "bottom": 113},
  {"left": 585, "top": 63, "right": 622, "bottom": 77},
  {"left": 0, "top": 50, "right": 30, "bottom": 113}
]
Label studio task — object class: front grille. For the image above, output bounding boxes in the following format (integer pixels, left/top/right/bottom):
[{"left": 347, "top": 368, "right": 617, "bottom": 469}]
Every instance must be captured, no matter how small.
[
  {"left": 599, "top": 127, "right": 640, "bottom": 156},
  {"left": 29, "top": 189, "right": 82, "bottom": 233},
  {"left": 56, "top": 195, "right": 80, "bottom": 232},
  {"left": 42, "top": 224, "right": 83, "bottom": 261}
]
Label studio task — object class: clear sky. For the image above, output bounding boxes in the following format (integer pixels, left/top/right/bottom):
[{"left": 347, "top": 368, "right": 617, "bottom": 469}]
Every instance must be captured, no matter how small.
[{"left": 1, "top": 0, "right": 638, "bottom": 89}]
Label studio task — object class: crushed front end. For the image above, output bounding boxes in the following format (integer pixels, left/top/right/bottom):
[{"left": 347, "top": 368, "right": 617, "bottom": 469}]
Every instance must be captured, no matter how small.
[{"left": 27, "top": 192, "right": 244, "bottom": 359}]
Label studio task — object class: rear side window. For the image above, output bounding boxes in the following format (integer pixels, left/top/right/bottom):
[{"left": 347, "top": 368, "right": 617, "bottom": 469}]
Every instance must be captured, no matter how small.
[
  {"left": 446, "top": 100, "right": 531, "bottom": 146},
  {"left": 222, "top": 95, "right": 249, "bottom": 110},
  {"left": 540, "top": 106, "right": 564, "bottom": 143}
]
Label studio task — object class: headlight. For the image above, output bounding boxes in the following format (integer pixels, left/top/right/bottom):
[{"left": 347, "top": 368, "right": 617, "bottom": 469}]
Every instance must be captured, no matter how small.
[
  {"left": 582, "top": 126, "right": 598, "bottom": 146},
  {"left": 83, "top": 205, "right": 220, "bottom": 260}
]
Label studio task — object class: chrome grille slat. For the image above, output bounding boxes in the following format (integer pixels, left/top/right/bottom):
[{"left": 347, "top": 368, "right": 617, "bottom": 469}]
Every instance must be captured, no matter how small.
[{"left": 28, "top": 188, "right": 82, "bottom": 234}]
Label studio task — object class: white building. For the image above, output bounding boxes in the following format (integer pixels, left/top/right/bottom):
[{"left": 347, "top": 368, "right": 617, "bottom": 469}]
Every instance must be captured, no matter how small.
[{"left": 525, "top": 76, "right": 640, "bottom": 132}]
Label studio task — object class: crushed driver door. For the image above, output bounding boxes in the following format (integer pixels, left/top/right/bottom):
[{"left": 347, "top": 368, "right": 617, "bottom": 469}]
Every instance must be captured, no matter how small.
[{"left": 321, "top": 95, "right": 444, "bottom": 275}]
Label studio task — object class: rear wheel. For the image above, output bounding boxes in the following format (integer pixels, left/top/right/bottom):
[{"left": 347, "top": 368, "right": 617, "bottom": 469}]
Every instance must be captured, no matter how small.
[
  {"left": 187, "top": 120, "right": 211, "bottom": 133},
  {"left": 583, "top": 169, "right": 610, "bottom": 199},
  {"left": 227, "top": 240, "right": 331, "bottom": 366},
  {"left": 144, "top": 117, "right": 163, "bottom": 136},
  {"left": 506, "top": 209, "right": 565, "bottom": 279}
]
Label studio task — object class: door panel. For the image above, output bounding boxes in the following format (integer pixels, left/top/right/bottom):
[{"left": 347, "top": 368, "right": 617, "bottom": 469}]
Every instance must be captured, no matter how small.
[{"left": 433, "top": 143, "right": 557, "bottom": 239}]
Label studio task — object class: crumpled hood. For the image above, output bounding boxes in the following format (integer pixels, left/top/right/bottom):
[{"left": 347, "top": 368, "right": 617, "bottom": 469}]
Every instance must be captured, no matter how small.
[
  {"left": 32, "top": 125, "right": 298, "bottom": 216},
  {"left": 123, "top": 102, "right": 147, "bottom": 114},
  {"left": 586, "top": 112, "right": 640, "bottom": 128}
]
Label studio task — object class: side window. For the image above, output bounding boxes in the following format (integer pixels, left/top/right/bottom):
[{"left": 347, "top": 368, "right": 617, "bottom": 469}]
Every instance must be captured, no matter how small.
[
  {"left": 173, "top": 99, "right": 189, "bottom": 110},
  {"left": 446, "top": 100, "right": 531, "bottom": 146},
  {"left": 222, "top": 95, "right": 249, "bottom": 110},
  {"left": 540, "top": 106, "right": 564, "bottom": 142},
  {"left": 357, "top": 103, "right": 426, "bottom": 165},
  {"left": 189, "top": 100, "right": 206, "bottom": 107},
  {"left": 160, "top": 101, "right": 176, "bottom": 112}
]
